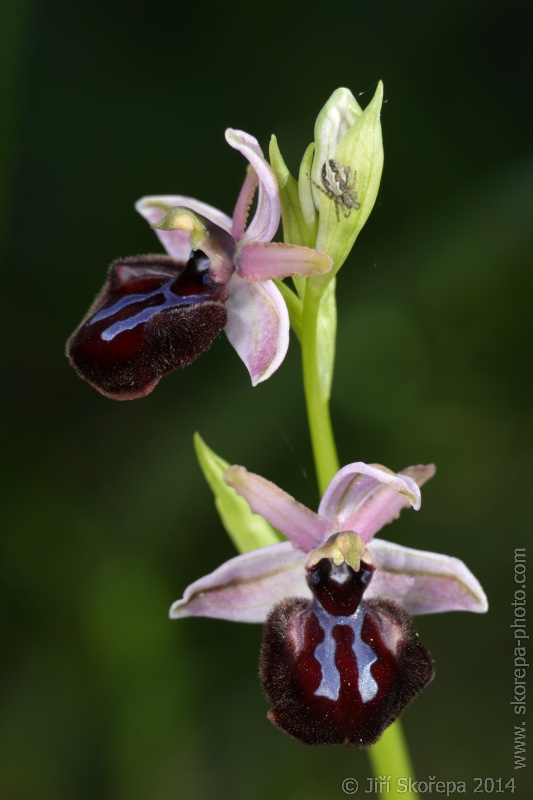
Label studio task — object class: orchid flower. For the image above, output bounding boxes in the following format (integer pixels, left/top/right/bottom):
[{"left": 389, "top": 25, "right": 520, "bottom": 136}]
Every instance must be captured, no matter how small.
[
  {"left": 67, "top": 130, "right": 332, "bottom": 400},
  {"left": 171, "top": 460, "right": 487, "bottom": 747}
]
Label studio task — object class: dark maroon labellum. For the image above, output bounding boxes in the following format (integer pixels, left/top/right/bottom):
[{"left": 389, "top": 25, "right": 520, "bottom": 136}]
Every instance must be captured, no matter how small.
[
  {"left": 67, "top": 252, "right": 231, "bottom": 400},
  {"left": 260, "top": 551, "right": 434, "bottom": 747}
]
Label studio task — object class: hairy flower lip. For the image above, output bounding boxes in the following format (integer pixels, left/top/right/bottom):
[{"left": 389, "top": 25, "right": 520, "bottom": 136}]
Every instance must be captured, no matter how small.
[
  {"left": 170, "top": 460, "right": 488, "bottom": 623},
  {"left": 67, "top": 253, "right": 229, "bottom": 400},
  {"left": 261, "top": 588, "right": 435, "bottom": 748}
]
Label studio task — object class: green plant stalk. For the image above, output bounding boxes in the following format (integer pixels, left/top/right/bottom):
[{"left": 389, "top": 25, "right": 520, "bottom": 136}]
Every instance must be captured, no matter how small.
[
  {"left": 368, "top": 724, "right": 418, "bottom": 799},
  {"left": 299, "top": 281, "right": 417, "bottom": 800}
]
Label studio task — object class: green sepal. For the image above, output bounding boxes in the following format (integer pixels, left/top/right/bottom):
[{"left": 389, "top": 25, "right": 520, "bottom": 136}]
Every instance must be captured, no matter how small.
[
  {"left": 315, "top": 82, "right": 384, "bottom": 274},
  {"left": 193, "top": 433, "right": 281, "bottom": 554},
  {"left": 269, "top": 135, "right": 311, "bottom": 248},
  {"left": 298, "top": 142, "right": 318, "bottom": 246}
]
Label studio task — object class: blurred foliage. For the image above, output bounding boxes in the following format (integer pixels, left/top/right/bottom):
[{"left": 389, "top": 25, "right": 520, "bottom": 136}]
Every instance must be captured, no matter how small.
[{"left": 2, "top": 0, "right": 532, "bottom": 798}]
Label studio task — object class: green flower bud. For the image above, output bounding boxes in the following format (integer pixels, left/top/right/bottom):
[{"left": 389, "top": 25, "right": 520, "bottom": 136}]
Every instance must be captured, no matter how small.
[{"left": 303, "top": 83, "right": 384, "bottom": 274}]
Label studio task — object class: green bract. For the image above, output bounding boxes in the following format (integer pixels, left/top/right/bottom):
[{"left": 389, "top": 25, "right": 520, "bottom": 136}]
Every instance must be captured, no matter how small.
[
  {"left": 193, "top": 434, "right": 281, "bottom": 553},
  {"left": 269, "top": 136, "right": 313, "bottom": 251}
]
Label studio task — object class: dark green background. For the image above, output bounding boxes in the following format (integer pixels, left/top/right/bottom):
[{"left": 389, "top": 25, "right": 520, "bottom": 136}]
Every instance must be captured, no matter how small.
[{"left": 2, "top": 0, "right": 531, "bottom": 797}]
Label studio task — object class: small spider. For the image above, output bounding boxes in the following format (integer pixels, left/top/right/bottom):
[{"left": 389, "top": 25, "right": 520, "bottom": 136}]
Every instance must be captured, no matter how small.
[{"left": 310, "top": 159, "right": 361, "bottom": 221}]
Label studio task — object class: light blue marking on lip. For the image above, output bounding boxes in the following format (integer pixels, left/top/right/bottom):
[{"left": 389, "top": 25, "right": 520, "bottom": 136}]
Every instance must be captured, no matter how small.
[
  {"left": 88, "top": 278, "right": 205, "bottom": 342},
  {"left": 313, "top": 603, "right": 378, "bottom": 703}
]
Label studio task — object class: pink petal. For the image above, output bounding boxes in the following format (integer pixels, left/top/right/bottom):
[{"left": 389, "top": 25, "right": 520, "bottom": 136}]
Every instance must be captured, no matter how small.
[
  {"left": 224, "top": 275, "right": 289, "bottom": 385},
  {"left": 366, "top": 538, "right": 489, "bottom": 615},
  {"left": 135, "top": 195, "right": 233, "bottom": 260},
  {"left": 224, "top": 466, "right": 330, "bottom": 551},
  {"left": 237, "top": 242, "right": 333, "bottom": 282},
  {"left": 225, "top": 129, "right": 280, "bottom": 244},
  {"left": 169, "top": 541, "right": 309, "bottom": 623},
  {"left": 231, "top": 165, "right": 259, "bottom": 242},
  {"left": 318, "top": 463, "right": 435, "bottom": 542}
]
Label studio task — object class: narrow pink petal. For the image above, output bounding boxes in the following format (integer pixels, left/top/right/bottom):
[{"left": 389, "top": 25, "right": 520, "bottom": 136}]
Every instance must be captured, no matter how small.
[
  {"left": 318, "top": 463, "right": 435, "bottom": 542},
  {"left": 366, "top": 538, "right": 489, "bottom": 615},
  {"left": 225, "top": 129, "right": 280, "bottom": 244},
  {"left": 169, "top": 541, "right": 310, "bottom": 623},
  {"left": 135, "top": 195, "right": 233, "bottom": 260},
  {"left": 237, "top": 242, "right": 333, "bottom": 282},
  {"left": 231, "top": 166, "right": 259, "bottom": 242},
  {"left": 224, "top": 275, "right": 289, "bottom": 385},
  {"left": 224, "top": 466, "right": 330, "bottom": 551}
]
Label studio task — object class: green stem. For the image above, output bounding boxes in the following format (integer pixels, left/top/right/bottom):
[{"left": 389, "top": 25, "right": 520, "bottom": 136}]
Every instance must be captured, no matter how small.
[
  {"left": 367, "top": 723, "right": 418, "bottom": 800},
  {"left": 299, "top": 279, "right": 417, "bottom": 799}
]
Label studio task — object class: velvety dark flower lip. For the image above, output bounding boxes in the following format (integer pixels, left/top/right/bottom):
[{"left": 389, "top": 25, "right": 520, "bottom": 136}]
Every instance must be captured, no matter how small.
[
  {"left": 67, "top": 249, "right": 231, "bottom": 400},
  {"left": 259, "top": 531, "right": 434, "bottom": 747},
  {"left": 261, "top": 559, "right": 434, "bottom": 746}
]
